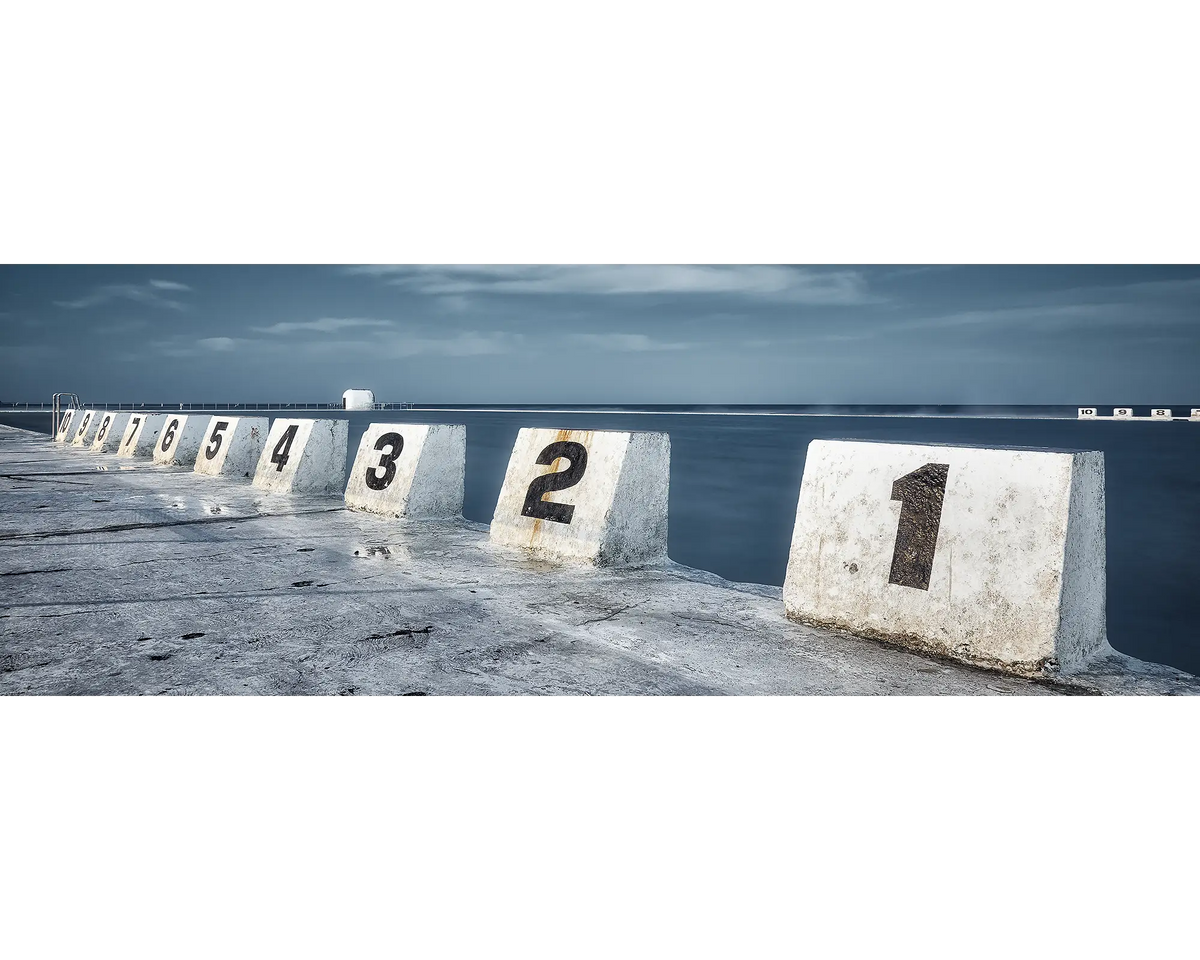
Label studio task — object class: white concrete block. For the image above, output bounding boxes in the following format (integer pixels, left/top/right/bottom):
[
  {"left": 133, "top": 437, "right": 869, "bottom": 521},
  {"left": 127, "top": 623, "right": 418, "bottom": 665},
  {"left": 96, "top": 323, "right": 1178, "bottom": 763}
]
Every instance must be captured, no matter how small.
[
  {"left": 782, "top": 439, "right": 1110, "bottom": 677},
  {"left": 194, "top": 416, "right": 269, "bottom": 479},
  {"left": 90, "top": 411, "right": 131, "bottom": 453},
  {"left": 251, "top": 418, "right": 348, "bottom": 496},
  {"left": 1112, "top": 407, "right": 1133, "bottom": 419},
  {"left": 1077, "top": 407, "right": 1097, "bottom": 419},
  {"left": 116, "top": 414, "right": 167, "bottom": 458},
  {"left": 345, "top": 423, "right": 465, "bottom": 518},
  {"left": 70, "top": 410, "right": 101, "bottom": 446},
  {"left": 1150, "top": 408, "right": 1172, "bottom": 420},
  {"left": 151, "top": 414, "right": 208, "bottom": 466},
  {"left": 1191, "top": 409, "right": 1200, "bottom": 421},
  {"left": 489, "top": 427, "right": 670, "bottom": 566},
  {"left": 54, "top": 409, "right": 79, "bottom": 443}
]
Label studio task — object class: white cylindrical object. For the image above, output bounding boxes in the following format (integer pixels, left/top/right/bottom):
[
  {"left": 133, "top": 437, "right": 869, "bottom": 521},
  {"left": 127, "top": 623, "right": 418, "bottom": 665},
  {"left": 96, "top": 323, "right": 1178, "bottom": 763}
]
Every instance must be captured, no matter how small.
[{"left": 342, "top": 389, "right": 375, "bottom": 411}]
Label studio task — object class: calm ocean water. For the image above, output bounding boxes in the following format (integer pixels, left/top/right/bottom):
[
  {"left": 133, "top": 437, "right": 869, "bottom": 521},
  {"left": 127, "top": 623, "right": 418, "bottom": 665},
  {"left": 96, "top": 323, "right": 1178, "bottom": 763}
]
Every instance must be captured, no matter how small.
[{"left": 6, "top": 405, "right": 1198, "bottom": 676}]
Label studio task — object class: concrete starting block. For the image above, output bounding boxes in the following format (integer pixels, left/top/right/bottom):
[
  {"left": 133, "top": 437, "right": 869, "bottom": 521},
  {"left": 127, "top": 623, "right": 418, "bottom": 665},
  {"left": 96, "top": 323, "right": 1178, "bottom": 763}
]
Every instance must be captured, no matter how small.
[
  {"left": 1192, "top": 409, "right": 1200, "bottom": 421},
  {"left": 782, "top": 439, "right": 1109, "bottom": 677},
  {"left": 90, "top": 411, "right": 131, "bottom": 453},
  {"left": 1150, "top": 408, "right": 1172, "bottom": 420},
  {"left": 194, "top": 416, "right": 269, "bottom": 479},
  {"left": 1112, "top": 407, "right": 1133, "bottom": 419},
  {"left": 116, "top": 414, "right": 167, "bottom": 459},
  {"left": 54, "top": 409, "right": 79, "bottom": 443},
  {"left": 345, "top": 423, "right": 466, "bottom": 518},
  {"left": 151, "top": 414, "right": 208, "bottom": 466},
  {"left": 70, "top": 410, "right": 100, "bottom": 446},
  {"left": 252, "top": 418, "right": 348, "bottom": 496},
  {"left": 1077, "top": 407, "right": 1097, "bottom": 419},
  {"left": 489, "top": 427, "right": 670, "bottom": 566}
]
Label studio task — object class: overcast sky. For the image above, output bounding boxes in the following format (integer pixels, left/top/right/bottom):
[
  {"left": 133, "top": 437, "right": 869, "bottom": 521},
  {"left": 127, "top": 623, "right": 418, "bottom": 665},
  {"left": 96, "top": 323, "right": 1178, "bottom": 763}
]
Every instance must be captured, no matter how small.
[{"left": 2, "top": 265, "right": 1198, "bottom": 405}]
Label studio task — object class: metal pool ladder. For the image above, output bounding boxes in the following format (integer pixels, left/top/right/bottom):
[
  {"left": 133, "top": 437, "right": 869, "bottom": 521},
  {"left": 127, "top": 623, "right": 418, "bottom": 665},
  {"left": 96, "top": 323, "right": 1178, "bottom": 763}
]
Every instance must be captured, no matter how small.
[{"left": 51, "top": 392, "right": 80, "bottom": 437}]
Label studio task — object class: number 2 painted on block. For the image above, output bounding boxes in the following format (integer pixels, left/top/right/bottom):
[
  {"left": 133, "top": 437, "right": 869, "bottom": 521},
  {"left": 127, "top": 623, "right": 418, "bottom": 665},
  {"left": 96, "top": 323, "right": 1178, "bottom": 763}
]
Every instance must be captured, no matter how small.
[
  {"left": 271, "top": 425, "right": 298, "bottom": 471},
  {"left": 521, "top": 441, "right": 588, "bottom": 525},
  {"left": 888, "top": 463, "right": 949, "bottom": 591}
]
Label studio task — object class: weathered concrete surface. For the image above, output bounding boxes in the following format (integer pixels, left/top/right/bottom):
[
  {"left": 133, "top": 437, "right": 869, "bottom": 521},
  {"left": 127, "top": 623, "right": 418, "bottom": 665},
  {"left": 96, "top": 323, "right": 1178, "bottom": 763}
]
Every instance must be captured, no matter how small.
[
  {"left": 1, "top": 425, "right": 1195, "bottom": 695},
  {"left": 90, "top": 411, "right": 131, "bottom": 453},
  {"left": 490, "top": 428, "right": 670, "bottom": 567},
  {"left": 69, "top": 410, "right": 100, "bottom": 447},
  {"left": 194, "top": 416, "right": 268, "bottom": 479},
  {"left": 252, "top": 419, "right": 348, "bottom": 496},
  {"left": 784, "top": 440, "right": 1109, "bottom": 678},
  {"left": 117, "top": 413, "right": 167, "bottom": 459},
  {"left": 345, "top": 423, "right": 465, "bottom": 519},
  {"left": 152, "top": 414, "right": 208, "bottom": 467}
]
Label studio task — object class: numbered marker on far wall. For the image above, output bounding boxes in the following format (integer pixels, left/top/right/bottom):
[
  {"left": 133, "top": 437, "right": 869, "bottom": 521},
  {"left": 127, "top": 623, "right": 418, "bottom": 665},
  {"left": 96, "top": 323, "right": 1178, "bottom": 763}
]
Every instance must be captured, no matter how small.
[
  {"left": 489, "top": 427, "right": 670, "bottom": 566},
  {"left": 782, "top": 439, "right": 1110, "bottom": 677},
  {"left": 116, "top": 414, "right": 167, "bottom": 458},
  {"left": 70, "top": 410, "right": 100, "bottom": 446},
  {"left": 54, "top": 409, "right": 78, "bottom": 442},
  {"left": 1150, "top": 408, "right": 1172, "bottom": 420},
  {"left": 194, "top": 416, "right": 269, "bottom": 479},
  {"left": 1077, "top": 407, "right": 1097, "bottom": 419},
  {"left": 90, "top": 411, "right": 131, "bottom": 453},
  {"left": 151, "top": 414, "right": 208, "bottom": 466},
  {"left": 345, "top": 423, "right": 466, "bottom": 518},
  {"left": 1112, "top": 407, "right": 1133, "bottom": 419},
  {"left": 1192, "top": 409, "right": 1200, "bottom": 421},
  {"left": 252, "top": 419, "right": 348, "bottom": 495}
]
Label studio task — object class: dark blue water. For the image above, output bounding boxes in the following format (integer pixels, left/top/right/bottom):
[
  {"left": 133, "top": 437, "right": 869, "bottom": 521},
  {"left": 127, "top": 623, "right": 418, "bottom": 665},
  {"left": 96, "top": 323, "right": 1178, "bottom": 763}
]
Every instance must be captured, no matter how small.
[{"left": 6, "top": 406, "right": 1198, "bottom": 676}]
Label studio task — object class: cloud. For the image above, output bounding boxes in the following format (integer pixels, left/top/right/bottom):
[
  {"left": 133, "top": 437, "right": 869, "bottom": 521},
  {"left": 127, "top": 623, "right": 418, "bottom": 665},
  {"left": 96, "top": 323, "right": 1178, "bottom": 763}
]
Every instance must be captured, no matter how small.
[
  {"left": 55, "top": 283, "right": 190, "bottom": 309},
  {"left": 198, "top": 337, "right": 236, "bottom": 351},
  {"left": 565, "top": 333, "right": 691, "bottom": 352},
  {"left": 343, "top": 265, "right": 880, "bottom": 305},
  {"left": 251, "top": 317, "right": 395, "bottom": 335},
  {"left": 148, "top": 279, "right": 192, "bottom": 291}
]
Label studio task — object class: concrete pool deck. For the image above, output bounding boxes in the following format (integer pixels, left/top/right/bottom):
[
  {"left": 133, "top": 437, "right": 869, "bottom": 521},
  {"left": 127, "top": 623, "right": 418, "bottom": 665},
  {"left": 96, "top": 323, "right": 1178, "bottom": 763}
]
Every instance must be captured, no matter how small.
[{"left": 1, "top": 424, "right": 1196, "bottom": 695}]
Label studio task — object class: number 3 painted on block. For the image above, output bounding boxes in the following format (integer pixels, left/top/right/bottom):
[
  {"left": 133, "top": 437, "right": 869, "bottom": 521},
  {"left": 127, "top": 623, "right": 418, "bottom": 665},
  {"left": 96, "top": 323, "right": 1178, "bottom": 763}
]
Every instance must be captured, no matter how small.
[{"left": 365, "top": 432, "right": 404, "bottom": 491}]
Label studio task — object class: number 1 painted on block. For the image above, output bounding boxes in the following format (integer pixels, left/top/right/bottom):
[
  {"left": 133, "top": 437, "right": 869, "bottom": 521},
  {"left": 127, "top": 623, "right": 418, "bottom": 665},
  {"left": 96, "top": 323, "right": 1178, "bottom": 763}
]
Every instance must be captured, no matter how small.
[{"left": 888, "top": 463, "right": 949, "bottom": 591}]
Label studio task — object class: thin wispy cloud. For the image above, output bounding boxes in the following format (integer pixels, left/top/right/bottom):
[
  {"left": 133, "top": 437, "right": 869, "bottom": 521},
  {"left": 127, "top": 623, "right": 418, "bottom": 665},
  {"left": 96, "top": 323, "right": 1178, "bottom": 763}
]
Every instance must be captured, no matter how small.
[
  {"left": 198, "top": 337, "right": 237, "bottom": 351},
  {"left": 343, "top": 265, "right": 881, "bottom": 305},
  {"left": 54, "top": 280, "right": 194, "bottom": 311},
  {"left": 252, "top": 317, "right": 395, "bottom": 335},
  {"left": 566, "top": 333, "right": 691, "bottom": 352}
]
